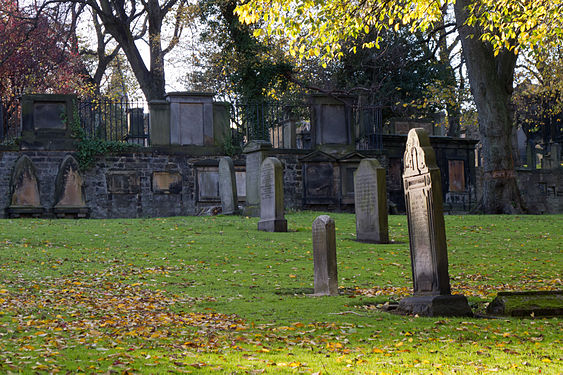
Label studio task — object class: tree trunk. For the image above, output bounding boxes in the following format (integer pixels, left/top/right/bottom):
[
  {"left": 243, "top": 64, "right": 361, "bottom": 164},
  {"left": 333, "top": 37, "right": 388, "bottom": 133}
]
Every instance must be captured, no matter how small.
[{"left": 454, "top": 0, "right": 526, "bottom": 213}]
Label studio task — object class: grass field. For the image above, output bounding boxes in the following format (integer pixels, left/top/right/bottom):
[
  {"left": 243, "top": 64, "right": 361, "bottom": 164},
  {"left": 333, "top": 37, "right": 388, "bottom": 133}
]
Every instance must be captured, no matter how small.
[{"left": 0, "top": 213, "right": 561, "bottom": 374}]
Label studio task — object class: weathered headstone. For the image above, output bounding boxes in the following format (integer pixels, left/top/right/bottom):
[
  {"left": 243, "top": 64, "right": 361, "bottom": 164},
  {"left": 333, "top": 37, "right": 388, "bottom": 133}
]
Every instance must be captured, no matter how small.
[
  {"left": 53, "top": 155, "right": 90, "bottom": 218},
  {"left": 257, "top": 157, "right": 287, "bottom": 232},
  {"left": 244, "top": 140, "right": 272, "bottom": 216},
  {"left": 354, "top": 159, "right": 389, "bottom": 243},
  {"left": 219, "top": 157, "right": 239, "bottom": 215},
  {"left": 398, "top": 128, "right": 472, "bottom": 317},
  {"left": 312, "top": 215, "right": 338, "bottom": 296},
  {"left": 6, "top": 155, "right": 44, "bottom": 217}
]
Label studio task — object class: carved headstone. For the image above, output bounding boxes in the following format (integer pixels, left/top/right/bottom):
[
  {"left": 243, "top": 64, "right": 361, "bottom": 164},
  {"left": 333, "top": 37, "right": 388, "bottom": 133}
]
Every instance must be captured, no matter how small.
[
  {"left": 53, "top": 155, "right": 90, "bottom": 218},
  {"left": 6, "top": 155, "right": 44, "bottom": 217},
  {"left": 257, "top": 157, "right": 287, "bottom": 232},
  {"left": 244, "top": 140, "right": 272, "bottom": 216},
  {"left": 312, "top": 215, "right": 338, "bottom": 296},
  {"left": 354, "top": 159, "right": 389, "bottom": 243},
  {"left": 219, "top": 157, "right": 239, "bottom": 215},
  {"left": 398, "top": 128, "right": 472, "bottom": 317}
]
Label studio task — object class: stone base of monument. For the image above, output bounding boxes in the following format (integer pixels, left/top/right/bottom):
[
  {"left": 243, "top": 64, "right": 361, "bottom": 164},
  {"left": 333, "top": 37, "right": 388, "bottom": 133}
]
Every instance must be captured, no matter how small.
[
  {"left": 6, "top": 206, "right": 45, "bottom": 218},
  {"left": 243, "top": 205, "right": 260, "bottom": 217},
  {"left": 258, "top": 219, "right": 287, "bottom": 232},
  {"left": 398, "top": 294, "right": 473, "bottom": 317},
  {"left": 53, "top": 206, "right": 91, "bottom": 219},
  {"left": 356, "top": 235, "right": 389, "bottom": 244}
]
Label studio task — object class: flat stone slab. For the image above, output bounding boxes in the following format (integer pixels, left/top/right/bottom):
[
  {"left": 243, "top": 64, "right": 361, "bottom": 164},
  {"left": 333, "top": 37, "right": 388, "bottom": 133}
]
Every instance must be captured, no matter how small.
[
  {"left": 486, "top": 291, "right": 563, "bottom": 317},
  {"left": 398, "top": 294, "right": 473, "bottom": 317}
]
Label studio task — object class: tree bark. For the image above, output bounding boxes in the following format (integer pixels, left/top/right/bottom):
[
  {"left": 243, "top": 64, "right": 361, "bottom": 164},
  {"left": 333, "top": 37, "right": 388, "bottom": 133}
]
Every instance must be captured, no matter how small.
[{"left": 455, "top": 0, "right": 526, "bottom": 213}]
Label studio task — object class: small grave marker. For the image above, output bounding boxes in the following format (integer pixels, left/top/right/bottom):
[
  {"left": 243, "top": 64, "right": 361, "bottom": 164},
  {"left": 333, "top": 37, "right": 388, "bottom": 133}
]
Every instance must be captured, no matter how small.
[
  {"left": 257, "top": 157, "right": 287, "bottom": 232},
  {"left": 219, "top": 157, "right": 239, "bottom": 215},
  {"left": 398, "top": 128, "right": 472, "bottom": 317},
  {"left": 354, "top": 158, "right": 389, "bottom": 243},
  {"left": 312, "top": 215, "right": 338, "bottom": 296}
]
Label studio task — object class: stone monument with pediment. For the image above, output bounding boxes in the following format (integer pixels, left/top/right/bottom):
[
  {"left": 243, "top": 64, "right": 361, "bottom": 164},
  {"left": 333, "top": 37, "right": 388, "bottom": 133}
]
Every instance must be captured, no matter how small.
[{"left": 398, "top": 128, "right": 472, "bottom": 317}]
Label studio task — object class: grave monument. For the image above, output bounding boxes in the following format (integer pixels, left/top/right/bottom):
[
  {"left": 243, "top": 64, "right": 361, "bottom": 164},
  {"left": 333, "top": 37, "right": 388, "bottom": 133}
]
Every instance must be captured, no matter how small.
[
  {"left": 398, "top": 128, "right": 472, "bottom": 317},
  {"left": 312, "top": 215, "right": 338, "bottom": 296},
  {"left": 354, "top": 158, "right": 389, "bottom": 243},
  {"left": 219, "top": 156, "right": 239, "bottom": 215},
  {"left": 6, "top": 155, "right": 44, "bottom": 217},
  {"left": 257, "top": 157, "right": 287, "bottom": 232},
  {"left": 53, "top": 155, "right": 90, "bottom": 218}
]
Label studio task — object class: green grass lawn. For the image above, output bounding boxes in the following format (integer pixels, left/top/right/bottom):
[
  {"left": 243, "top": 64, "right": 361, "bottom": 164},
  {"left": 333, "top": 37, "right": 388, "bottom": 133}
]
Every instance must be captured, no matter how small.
[{"left": 0, "top": 213, "right": 561, "bottom": 374}]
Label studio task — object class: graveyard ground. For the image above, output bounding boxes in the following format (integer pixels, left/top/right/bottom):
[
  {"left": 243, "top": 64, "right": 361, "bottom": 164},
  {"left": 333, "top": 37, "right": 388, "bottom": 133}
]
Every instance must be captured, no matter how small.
[{"left": 0, "top": 213, "right": 561, "bottom": 374}]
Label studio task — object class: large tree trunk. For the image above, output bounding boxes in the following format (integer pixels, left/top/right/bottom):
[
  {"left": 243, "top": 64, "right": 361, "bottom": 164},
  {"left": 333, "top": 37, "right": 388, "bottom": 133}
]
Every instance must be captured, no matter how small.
[{"left": 454, "top": 0, "right": 526, "bottom": 213}]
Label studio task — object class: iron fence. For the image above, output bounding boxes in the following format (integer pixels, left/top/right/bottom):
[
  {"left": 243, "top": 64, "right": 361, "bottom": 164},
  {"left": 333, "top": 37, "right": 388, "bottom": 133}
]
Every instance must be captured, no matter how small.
[
  {"left": 228, "top": 99, "right": 383, "bottom": 151},
  {"left": 78, "top": 98, "right": 149, "bottom": 145}
]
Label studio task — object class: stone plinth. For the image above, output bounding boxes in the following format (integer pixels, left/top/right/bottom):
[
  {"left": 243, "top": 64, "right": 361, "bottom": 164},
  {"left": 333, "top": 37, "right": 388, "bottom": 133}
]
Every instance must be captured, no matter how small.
[
  {"left": 398, "top": 128, "right": 472, "bottom": 317},
  {"left": 354, "top": 158, "right": 389, "bottom": 243},
  {"left": 168, "top": 92, "right": 215, "bottom": 146},
  {"left": 257, "top": 157, "right": 287, "bottom": 232},
  {"left": 20, "top": 94, "right": 77, "bottom": 150},
  {"left": 312, "top": 215, "right": 338, "bottom": 296}
]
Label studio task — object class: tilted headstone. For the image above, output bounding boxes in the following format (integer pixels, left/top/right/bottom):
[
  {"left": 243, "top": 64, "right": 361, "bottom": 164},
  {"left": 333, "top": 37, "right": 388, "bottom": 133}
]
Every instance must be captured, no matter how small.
[
  {"left": 354, "top": 159, "right": 389, "bottom": 243},
  {"left": 6, "top": 155, "right": 44, "bottom": 217},
  {"left": 219, "top": 157, "right": 239, "bottom": 215},
  {"left": 398, "top": 128, "right": 472, "bottom": 317},
  {"left": 257, "top": 157, "right": 287, "bottom": 232},
  {"left": 312, "top": 215, "right": 338, "bottom": 296}
]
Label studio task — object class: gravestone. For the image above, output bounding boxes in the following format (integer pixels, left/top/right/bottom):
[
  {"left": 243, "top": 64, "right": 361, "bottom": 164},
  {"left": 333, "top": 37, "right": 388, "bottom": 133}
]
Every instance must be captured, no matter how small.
[
  {"left": 398, "top": 128, "right": 472, "bottom": 317},
  {"left": 53, "top": 155, "right": 90, "bottom": 218},
  {"left": 312, "top": 215, "right": 338, "bottom": 296},
  {"left": 152, "top": 172, "right": 182, "bottom": 194},
  {"left": 257, "top": 157, "right": 287, "bottom": 232},
  {"left": 244, "top": 140, "right": 272, "bottom": 216},
  {"left": 354, "top": 159, "right": 389, "bottom": 243},
  {"left": 219, "top": 157, "right": 239, "bottom": 215},
  {"left": 168, "top": 92, "right": 214, "bottom": 146},
  {"left": 6, "top": 155, "right": 44, "bottom": 217}
]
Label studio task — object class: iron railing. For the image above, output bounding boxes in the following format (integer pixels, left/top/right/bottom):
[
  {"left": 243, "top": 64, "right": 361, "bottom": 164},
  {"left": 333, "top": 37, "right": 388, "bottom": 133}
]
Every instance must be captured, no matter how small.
[
  {"left": 0, "top": 99, "right": 21, "bottom": 144},
  {"left": 78, "top": 98, "right": 149, "bottom": 145}
]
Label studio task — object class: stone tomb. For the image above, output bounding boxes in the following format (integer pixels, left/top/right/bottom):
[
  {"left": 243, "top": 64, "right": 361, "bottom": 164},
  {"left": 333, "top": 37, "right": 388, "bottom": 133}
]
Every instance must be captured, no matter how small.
[
  {"left": 53, "top": 155, "right": 90, "bottom": 218},
  {"left": 257, "top": 157, "right": 287, "bottom": 232},
  {"left": 312, "top": 215, "right": 338, "bottom": 296},
  {"left": 6, "top": 155, "right": 44, "bottom": 217},
  {"left": 354, "top": 159, "right": 389, "bottom": 243},
  {"left": 219, "top": 156, "right": 239, "bottom": 215},
  {"left": 398, "top": 128, "right": 472, "bottom": 317}
]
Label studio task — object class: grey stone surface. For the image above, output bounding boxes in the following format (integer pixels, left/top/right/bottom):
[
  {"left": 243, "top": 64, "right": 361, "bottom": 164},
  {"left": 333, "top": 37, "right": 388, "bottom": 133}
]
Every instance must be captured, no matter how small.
[
  {"left": 6, "top": 155, "right": 44, "bottom": 217},
  {"left": 148, "top": 100, "right": 171, "bottom": 146},
  {"left": 243, "top": 140, "right": 272, "bottom": 216},
  {"left": 309, "top": 94, "right": 354, "bottom": 153},
  {"left": 399, "top": 128, "right": 471, "bottom": 317},
  {"left": 258, "top": 157, "right": 287, "bottom": 232},
  {"left": 20, "top": 94, "right": 77, "bottom": 150},
  {"left": 354, "top": 158, "right": 389, "bottom": 243},
  {"left": 53, "top": 155, "right": 89, "bottom": 218},
  {"left": 168, "top": 92, "right": 214, "bottom": 146},
  {"left": 312, "top": 215, "right": 338, "bottom": 296},
  {"left": 213, "top": 102, "right": 230, "bottom": 147},
  {"left": 219, "top": 157, "right": 238, "bottom": 214},
  {"left": 106, "top": 171, "right": 140, "bottom": 194}
]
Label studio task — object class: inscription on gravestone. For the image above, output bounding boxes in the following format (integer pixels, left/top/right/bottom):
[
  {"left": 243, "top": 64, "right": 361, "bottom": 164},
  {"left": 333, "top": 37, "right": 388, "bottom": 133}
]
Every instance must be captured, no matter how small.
[
  {"left": 312, "top": 215, "right": 338, "bottom": 296},
  {"left": 257, "top": 157, "right": 287, "bottom": 232},
  {"left": 398, "top": 128, "right": 472, "bottom": 317},
  {"left": 354, "top": 159, "right": 389, "bottom": 243}
]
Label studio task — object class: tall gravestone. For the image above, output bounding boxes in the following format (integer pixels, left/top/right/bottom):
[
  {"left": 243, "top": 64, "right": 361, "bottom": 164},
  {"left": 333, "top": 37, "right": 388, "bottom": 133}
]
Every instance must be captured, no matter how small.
[
  {"left": 219, "top": 157, "right": 239, "bottom": 215},
  {"left": 354, "top": 159, "right": 389, "bottom": 243},
  {"left": 257, "top": 157, "right": 287, "bottom": 232},
  {"left": 244, "top": 140, "right": 272, "bottom": 217},
  {"left": 312, "top": 215, "right": 338, "bottom": 296},
  {"left": 398, "top": 128, "right": 472, "bottom": 317},
  {"left": 53, "top": 155, "right": 90, "bottom": 218},
  {"left": 6, "top": 155, "right": 44, "bottom": 217}
]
